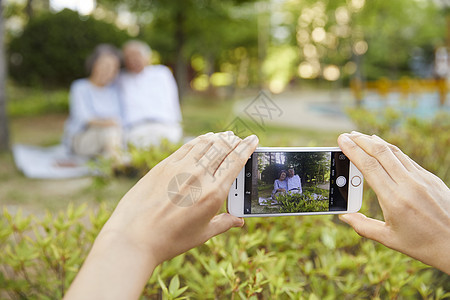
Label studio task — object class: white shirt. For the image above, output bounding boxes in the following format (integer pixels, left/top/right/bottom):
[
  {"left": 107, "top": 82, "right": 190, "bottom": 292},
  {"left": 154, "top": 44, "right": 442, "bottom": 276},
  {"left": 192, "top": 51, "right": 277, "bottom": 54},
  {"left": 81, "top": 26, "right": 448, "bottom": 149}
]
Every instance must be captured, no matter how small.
[
  {"left": 64, "top": 79, "right": 122, "bottom": 147},
  {"left": 119, "top": 65, "right": 182, "bottom": 127},
  {"left": 287, "top": 174, "right": 302, "bottom": 193}
]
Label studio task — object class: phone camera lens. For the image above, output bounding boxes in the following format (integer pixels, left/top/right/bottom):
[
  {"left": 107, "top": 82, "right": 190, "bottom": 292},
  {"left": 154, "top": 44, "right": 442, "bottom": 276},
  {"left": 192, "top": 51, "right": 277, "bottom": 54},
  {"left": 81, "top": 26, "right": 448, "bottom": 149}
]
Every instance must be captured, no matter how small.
[{"left": 235, "top": 193, "right": 238, "bottom": 196}]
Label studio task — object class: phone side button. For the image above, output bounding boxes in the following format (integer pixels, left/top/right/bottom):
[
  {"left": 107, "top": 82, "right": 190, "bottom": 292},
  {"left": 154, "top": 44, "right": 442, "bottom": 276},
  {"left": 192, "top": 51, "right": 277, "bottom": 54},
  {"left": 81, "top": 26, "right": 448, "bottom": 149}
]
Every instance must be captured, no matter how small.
[{"left": 351, "top": 176, "right": 361, "bottom": 187}]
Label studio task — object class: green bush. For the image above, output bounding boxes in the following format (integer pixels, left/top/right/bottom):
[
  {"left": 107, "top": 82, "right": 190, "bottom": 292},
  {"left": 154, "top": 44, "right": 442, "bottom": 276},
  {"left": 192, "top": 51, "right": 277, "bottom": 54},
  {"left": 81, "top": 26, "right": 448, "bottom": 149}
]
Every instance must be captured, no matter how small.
[
  {"left": 348, "top": 108, "right": 450, "bottom": 183},
  {"left": 2, "top": 205, "right": 449, "bottom": 299},
  {"left": 277, "top": 192, "right": 329, "bottom": 213},
  {"left": 127, "top": 140, "right": 183, "bottom": 176},
  {"left": 8, "top": 9, "right": 130, "bottom": 88},
  {"left": 7, "top": 83, "right": 69, "bottom": 117},
  {"left": 93, "top": 140, "right": 183, "bottom": 179},
  {"left": 2, "top": 110, "right": 449, "bottom": 298},
  {"left": 0, "top": 204, "right": 111, "bottom": 298}
]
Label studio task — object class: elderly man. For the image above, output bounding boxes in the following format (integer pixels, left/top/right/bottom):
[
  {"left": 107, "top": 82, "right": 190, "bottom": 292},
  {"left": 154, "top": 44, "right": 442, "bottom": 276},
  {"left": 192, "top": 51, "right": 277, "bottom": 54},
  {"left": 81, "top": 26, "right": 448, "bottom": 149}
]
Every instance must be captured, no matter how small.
[
  {"left": 286, "top": 168, "right": 302, "bottom": 194},
  {"left": 119, "top": 40, "right": 182, "bottom": 148}
]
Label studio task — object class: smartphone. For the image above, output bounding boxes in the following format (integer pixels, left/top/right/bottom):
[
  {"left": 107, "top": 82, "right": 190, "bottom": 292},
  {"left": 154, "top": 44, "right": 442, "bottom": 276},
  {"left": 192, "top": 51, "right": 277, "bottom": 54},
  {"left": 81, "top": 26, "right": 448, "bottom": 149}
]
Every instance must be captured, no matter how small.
[{"left": 228, "top": 147, "right": 363, "bottom": 217}]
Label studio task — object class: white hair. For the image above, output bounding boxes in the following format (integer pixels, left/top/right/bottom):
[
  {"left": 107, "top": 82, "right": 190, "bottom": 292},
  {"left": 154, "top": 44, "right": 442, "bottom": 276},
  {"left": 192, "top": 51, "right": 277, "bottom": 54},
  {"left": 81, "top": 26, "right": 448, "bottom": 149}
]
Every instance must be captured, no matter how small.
[{"left": 123, "top": 40, "right": 152, "bottom": 58}]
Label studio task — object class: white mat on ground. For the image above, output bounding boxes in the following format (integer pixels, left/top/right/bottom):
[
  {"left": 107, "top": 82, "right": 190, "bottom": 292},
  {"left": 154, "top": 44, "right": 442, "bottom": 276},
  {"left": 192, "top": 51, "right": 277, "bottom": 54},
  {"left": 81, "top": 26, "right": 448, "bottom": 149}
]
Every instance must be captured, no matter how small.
[{"left": 12, "top": 144, "right": 92, "bottom": 179}]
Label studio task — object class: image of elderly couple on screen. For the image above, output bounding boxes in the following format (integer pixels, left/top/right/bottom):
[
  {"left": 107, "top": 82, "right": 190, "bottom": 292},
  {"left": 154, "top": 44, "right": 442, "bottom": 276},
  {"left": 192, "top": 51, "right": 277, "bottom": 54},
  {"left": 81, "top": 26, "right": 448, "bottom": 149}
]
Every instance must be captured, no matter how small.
[
  {"left": 63, "top": 40, "right": 182, "bottom": 162},
  {"left": 251, "top": 152, "right": 331, "bottom": 214}
]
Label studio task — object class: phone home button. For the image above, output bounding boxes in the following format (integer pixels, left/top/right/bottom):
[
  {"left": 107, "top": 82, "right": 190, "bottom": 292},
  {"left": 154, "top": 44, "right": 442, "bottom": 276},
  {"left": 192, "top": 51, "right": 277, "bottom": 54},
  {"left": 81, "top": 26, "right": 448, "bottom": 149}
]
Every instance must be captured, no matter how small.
[
  {"left": 351, "top": 176, "right": 361, "bottom": 187},
  {"left": 336, "top": 176, "right": 346, "bottom": 187}
]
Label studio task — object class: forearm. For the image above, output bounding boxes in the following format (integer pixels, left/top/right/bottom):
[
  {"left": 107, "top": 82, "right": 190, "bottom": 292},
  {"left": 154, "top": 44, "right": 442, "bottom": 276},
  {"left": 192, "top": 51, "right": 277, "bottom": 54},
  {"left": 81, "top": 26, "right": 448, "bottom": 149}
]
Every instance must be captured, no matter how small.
[{"left": 64, "top": 229, "right": 157, "bottom": 300}]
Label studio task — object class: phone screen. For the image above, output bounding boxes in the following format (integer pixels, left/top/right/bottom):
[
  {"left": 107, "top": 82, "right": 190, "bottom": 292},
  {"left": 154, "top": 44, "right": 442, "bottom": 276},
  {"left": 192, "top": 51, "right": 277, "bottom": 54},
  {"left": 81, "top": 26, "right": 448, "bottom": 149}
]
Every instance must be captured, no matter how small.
[{"left": 243, "top": 151, "right": 350, "bottom": 215}]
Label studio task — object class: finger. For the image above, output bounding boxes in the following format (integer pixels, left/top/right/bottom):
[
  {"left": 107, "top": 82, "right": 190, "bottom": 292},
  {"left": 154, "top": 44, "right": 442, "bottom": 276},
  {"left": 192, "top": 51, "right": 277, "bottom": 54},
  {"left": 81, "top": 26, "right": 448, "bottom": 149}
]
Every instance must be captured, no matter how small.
[
  {"left": 171, "top": 132, "right": 214, "bottom": 162},
  {"left": 184, "top": 133, "right": 219, "bottom": 164},
  {"left": 338, "top": 134, "right": 396, "bottom": 199},
  {"left": 348, "top": 133, "right": 408, "bottom": 182},
  {"left": 215, "top": 134, "right": 259, "bottom": 183},
  {"left": 206, "top": 213, "right": 245, "bottom": 239},
  {"left": 383, "top": 140, "right": 420, "bottom": 173},
  {"left": 339, "top": 213, "right": 391, "bottom": 245},
  {"left": 196, "top": 132, "right": 242, "bottom": 177}
]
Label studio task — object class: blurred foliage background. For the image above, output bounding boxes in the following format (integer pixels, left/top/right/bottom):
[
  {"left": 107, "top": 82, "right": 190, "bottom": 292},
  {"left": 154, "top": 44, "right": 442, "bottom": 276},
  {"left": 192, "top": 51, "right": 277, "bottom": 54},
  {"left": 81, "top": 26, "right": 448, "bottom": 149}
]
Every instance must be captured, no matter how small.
[
  {"left": 4, "top": 0, "right": 448, "bottom": 95},
  {"left": 1, "top": 0, "right": 450, "bottom": 298}
]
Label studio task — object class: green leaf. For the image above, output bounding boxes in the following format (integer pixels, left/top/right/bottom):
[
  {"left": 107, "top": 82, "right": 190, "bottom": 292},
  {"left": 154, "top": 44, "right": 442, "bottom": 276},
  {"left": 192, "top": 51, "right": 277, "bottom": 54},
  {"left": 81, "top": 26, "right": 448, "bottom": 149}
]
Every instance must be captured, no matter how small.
[
  {"left": 158, "top": 275, "right": 169, "bottom": 295},
  {"left": 169, "top": 275, "right": 180, "bottom": 295}
]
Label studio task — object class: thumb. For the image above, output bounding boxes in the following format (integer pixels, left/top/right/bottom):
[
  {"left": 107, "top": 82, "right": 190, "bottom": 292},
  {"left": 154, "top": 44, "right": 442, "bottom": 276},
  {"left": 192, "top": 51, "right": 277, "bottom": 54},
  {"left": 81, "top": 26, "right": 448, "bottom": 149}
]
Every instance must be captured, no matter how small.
[
  {"left": 339, "top": 213, "right": 391, "bottom": 245},
  {"left": 207, "top": 213, "right": 244, "bottom": 238}
]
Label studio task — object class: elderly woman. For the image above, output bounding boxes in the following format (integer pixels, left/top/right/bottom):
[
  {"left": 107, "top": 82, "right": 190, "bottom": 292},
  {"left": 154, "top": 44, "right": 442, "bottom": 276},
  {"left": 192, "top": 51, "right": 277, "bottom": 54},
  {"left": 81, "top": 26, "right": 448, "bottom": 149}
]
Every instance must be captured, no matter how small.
[
  {"left": 63, "top": 44, "right": 123, "bottom": 157},
  {"left": 272, "top": 170, "right": 288, "bottom": 198}
]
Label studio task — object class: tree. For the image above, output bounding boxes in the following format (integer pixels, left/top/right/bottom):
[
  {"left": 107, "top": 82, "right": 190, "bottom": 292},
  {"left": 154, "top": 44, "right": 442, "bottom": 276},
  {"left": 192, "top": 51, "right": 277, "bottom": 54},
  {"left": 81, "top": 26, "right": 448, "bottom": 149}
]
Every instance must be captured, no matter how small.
[
  {"left": 8, "top": 9, "right": 130, "bottom": 87},
  {"left": 0, "top": 1, "right": 9, "bottom": 152},
  {"left": 97, "top": 0, "right": 260, "bottom": 99},
  {"left": 140, "top": 0, "right": 259, "bottom": 98},
  {"left": 284, "top": 152, "right": 330, "bottom": 185}
]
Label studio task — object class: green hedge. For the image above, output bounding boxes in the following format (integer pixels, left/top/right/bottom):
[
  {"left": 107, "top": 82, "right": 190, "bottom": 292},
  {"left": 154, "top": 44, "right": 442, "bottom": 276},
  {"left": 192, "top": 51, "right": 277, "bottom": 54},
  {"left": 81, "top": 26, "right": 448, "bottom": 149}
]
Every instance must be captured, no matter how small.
[
  {"left": 277, "top": 191, "right": 329, "bottom": 213},
  {"left": 1, "top": 204, "right": 449, "bottom": 299},
  {"left": 347, "top": 108, "right": 450, "bottom": 184},
  {"left": 1, "top": 110, "right": 449, "bottom": 298},
  {"left": 6, "top": 83, "right": 69, "bottom": 117},
  {"left": 8, "top": 9, "right": 130, "bottom": 88}
]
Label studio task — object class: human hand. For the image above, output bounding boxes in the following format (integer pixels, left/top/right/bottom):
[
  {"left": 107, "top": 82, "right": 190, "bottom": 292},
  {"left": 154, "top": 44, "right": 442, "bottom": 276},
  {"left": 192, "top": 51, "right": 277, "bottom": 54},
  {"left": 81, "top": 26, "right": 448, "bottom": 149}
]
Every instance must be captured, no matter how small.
[
  {"left": 65, "top": 132, "right": 258, "bottom": 300},
  {"left": 101, "top": 131, "right": 258, "bottom": 265},
  {"left": 337, "top": 132, "right": 450, "bottom": 274}
]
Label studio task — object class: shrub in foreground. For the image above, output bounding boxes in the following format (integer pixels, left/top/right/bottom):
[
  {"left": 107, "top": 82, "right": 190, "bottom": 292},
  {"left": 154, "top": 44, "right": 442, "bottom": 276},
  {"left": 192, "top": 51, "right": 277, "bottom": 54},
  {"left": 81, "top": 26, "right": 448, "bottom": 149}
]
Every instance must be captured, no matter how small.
[{"left": 1, "top": 204, "right": 449, "bottom": 299}]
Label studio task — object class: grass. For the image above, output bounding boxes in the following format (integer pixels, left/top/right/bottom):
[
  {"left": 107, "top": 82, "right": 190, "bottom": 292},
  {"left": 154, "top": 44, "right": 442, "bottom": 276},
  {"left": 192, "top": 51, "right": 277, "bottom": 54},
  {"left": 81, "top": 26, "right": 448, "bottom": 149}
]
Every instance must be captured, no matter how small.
[{"left": 182, "top": 94, "right": 342, "bottom": 147}]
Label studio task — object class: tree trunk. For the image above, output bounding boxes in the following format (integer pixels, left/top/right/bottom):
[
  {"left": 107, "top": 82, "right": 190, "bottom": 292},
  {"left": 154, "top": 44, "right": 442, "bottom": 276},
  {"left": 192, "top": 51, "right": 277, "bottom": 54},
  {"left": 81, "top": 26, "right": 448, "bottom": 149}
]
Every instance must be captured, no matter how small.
[
  {"left": 26, "top": 0, "right": 33, "bottom": 19},
  {"left": 0, "top": 1, "right": 10, "bottom": 152},
  {"left": 174, "top": 9, "right": 188, "bottom": 103},
  {"left": 257, "top": 1, "right": 269, "bottom": 89}
]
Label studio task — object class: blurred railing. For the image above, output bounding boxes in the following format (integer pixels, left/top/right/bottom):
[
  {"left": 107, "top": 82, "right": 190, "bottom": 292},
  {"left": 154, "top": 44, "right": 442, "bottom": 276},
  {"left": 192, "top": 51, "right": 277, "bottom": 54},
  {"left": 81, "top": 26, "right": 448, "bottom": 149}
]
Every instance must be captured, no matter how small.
[{"left": 350, "top": 77, "right": 448, "bottom": 106}]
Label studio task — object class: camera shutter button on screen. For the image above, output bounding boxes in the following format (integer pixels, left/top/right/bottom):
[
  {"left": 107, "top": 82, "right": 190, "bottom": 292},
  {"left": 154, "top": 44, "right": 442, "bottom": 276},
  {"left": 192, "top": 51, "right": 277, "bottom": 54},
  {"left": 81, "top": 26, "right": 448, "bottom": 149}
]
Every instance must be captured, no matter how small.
[
  {"left": 351, "top": 176, "right": 362, "bottom": 187},
  {"left": 336, "top": 176, "right": 346, "bottom": 187}
]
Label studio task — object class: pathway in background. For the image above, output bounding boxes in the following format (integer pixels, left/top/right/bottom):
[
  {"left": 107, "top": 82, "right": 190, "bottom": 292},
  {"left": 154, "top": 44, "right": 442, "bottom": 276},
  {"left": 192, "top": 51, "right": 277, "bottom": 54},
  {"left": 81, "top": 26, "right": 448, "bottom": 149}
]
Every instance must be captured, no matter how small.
[
  {"left": 234, "top": 87, "right": 450, "bottom": 132},
  {"left": 234, "top": 88, "right": 356, "bottom": 132}
]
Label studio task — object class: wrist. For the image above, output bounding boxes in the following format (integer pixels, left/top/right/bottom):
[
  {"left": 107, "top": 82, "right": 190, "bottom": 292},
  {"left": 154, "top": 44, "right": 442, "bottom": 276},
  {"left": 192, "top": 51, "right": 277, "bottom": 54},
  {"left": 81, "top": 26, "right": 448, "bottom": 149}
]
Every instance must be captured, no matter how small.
[
  {"left": 65, "top": 227, "right": 159, "bottom": 300},
  {"left": 94, "top": 226, "right": 159, "bottom": 272}
]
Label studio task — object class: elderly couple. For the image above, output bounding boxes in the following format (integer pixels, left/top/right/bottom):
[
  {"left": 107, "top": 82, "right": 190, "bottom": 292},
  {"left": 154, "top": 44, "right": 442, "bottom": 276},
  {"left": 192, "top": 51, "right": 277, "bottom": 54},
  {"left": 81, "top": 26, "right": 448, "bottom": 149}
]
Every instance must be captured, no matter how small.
[
  {"left": 272, "top": 168, "right": 302, "bottom": 198},
  {"left": 63, "top": 40, "right": 182, "bottom": 158}
]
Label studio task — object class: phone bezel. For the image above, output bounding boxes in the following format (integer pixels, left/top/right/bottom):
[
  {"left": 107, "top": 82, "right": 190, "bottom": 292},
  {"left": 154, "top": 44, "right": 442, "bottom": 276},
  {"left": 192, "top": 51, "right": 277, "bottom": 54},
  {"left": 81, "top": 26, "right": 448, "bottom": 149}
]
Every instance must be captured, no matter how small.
[{"left": 227, "top": 147, "right": 363, "bottom": 217}]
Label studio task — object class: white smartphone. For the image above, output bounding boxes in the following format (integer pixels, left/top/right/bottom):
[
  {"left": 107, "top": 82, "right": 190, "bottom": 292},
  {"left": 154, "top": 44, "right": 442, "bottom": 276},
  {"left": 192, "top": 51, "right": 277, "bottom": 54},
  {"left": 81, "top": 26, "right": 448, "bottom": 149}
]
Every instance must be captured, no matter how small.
[{"left": 228, "top": 147, "right": 363, "bottom": 217}]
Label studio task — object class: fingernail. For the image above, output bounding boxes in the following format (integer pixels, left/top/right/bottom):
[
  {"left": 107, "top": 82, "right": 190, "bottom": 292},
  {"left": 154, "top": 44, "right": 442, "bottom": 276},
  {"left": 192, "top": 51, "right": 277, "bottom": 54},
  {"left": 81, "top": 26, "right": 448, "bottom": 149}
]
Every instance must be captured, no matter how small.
[
  {"left": 245, "top": 134, "right": 259, "bottom": 144},
  {"left": 339, "top": 214, "right": 349, "bottom": 224},
  {"left": 351, "top": 130, "right": 363, "bottom": 135},
  {"left": 205, "top": 132, "right": 214, "bottom": 135},
  {"left": 339, "top": 134, "right": 352, "bottom": 144}
]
